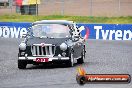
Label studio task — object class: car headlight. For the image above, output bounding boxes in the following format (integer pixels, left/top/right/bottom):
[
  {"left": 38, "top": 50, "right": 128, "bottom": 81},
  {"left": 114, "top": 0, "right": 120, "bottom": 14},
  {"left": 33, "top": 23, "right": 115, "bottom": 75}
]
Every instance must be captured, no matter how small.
[
  {"left": 60, "top": 43, "right": 67, "bottom": 51},
  {"left": 19, "top": 42, "right": 26, "bottom": 50}
]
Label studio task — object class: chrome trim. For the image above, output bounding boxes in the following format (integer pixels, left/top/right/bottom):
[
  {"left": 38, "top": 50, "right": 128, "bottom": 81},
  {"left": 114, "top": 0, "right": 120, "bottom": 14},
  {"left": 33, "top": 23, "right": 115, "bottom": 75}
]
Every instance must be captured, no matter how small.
[
  {"left": 74, "top": 56, "right": 81, "bottom": 60},
  {"left": 31, "top": 44, "right": 56, "bottom": 56},
  {"left": 33, "top": 44, "right": 54, "bottom": 46},
  {"left": 41, "top": 47, "right": 44, "bottom": 55},
  {"left": 19, "top": 56, "right": 70, "bottom": 61},
  {"left": 37, "top": 46, "right": 39, "bottom": 55},
  {"left": 49, "top": 46, "right": 52, "bottom": 55}
]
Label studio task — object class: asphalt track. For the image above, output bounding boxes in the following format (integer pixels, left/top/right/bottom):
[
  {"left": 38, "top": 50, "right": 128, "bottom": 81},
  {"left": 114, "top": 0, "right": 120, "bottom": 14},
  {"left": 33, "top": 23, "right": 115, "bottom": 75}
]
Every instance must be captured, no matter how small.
[{"left": 0, "top": 38, "right": 132, "bottom": 88}]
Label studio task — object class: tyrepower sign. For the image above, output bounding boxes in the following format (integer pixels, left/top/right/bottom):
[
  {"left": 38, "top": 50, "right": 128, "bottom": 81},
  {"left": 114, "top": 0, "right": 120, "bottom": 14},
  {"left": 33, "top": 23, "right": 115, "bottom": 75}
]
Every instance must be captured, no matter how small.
[
  {"left": 78, "top": 24, "right": 132, "bottom": 40},
  {"left": 0, "top": 22, "right": 132, "bottom": 40},
  {"left": 0, "top": 22, "right": 31, "bottom": 38}
]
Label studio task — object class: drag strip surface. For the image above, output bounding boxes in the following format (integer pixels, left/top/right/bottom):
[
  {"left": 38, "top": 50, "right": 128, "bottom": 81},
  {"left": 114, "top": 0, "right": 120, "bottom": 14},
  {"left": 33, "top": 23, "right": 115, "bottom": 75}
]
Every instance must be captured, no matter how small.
[{"left": 0, "top": 38, "right": 132, "bottom": 88}]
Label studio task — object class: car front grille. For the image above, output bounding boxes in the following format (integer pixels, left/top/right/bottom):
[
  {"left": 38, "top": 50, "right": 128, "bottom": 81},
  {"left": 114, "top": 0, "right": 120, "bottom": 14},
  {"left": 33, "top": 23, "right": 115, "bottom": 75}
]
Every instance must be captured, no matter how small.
[{"left": 31, "top": 44, "right": 55, "bottom": 57}]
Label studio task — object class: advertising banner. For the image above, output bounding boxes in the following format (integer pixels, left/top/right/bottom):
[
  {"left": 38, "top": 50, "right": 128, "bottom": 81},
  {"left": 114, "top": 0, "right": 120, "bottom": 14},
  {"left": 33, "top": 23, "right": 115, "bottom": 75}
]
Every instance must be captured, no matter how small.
[
  {"left": 0, "top": 22, "right": 131, "bottom": 40},
  {"left": 22, "top": 0, "right": 29, "bottom": 5},
  {"left": 16, "top": 0, "right": 41, "bottom": 6},
  {"left": 78, "top": 24, "right": 132, "bottom": 40},
  {"left": 28, "top": 0, "right": 40, "bottom": 5},
  {"left": 16, "top": 0, "right": 22, "bottom": 6},
  {"left": 0, "top": 22, "right": 31, "bottom": 38}
]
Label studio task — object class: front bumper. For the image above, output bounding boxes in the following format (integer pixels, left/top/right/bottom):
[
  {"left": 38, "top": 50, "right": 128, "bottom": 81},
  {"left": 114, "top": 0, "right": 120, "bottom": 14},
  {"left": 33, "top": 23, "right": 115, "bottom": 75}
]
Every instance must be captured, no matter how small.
[{"left": 18, "top": 56, "right": 70, "bottom": 62}]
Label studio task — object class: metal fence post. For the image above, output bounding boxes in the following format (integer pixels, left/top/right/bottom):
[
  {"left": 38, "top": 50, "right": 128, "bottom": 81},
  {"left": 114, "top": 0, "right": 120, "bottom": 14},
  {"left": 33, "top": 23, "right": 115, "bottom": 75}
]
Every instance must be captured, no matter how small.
[
  {"left": 61, "top": 0, "right": 64, "bottom": 15},
  {"left": 118, "top": 0, "right": 121, "bottom": 16},
  {"left": 9, "top": 0, "right": 13, "bottom": 15},
  {"left": 36, "top": 0, "right": 38, "bottom": 16},
  {"left": 89, "top": 0, "right": 93, "bottom": 16}
]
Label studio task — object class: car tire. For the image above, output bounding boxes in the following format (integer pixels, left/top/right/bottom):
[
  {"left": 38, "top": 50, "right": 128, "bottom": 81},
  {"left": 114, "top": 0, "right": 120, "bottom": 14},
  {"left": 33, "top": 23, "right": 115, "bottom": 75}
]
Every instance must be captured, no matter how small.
[
  {"left": 18, "top": 60, "right": 27, "bottom": 69},
  {"left": 77, "top": 48, "right": 85, "bottom": 64},
  {"left": 67, "top": 53, "right": 74, "bottom": 67}
]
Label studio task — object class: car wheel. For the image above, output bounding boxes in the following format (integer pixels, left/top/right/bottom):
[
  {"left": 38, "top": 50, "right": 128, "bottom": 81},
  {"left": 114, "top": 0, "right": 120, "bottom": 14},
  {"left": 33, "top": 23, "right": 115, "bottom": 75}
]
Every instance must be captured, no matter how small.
[
  {"left": 18, "top": 60, "right": 27, "bottom": 69},
  {"left": 67, "top": 53, "right": 74, "bottom": 67},
  {"left": 77, "top": 48, "right": 85, "bottom": 64}
]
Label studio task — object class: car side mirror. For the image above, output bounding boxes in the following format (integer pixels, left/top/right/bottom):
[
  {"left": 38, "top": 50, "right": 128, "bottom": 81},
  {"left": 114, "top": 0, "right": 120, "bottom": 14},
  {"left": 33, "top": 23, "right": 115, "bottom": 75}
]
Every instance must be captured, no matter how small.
[
  {"left": 22, "top": 33, "right": 31, "bottom": 38},
  {"left": 22, "top": 34, "right": 27, "bottom": 38}
]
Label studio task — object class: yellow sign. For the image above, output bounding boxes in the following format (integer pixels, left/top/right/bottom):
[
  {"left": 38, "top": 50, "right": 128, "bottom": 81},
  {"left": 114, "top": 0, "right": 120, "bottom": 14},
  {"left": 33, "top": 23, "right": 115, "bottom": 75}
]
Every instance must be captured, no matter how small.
[
  {"left": 28, "top": 0, "right": 40, "bottom": 5},
  {"left": 22, "top": 0, "right": 40, "bottom": 5},
  {"left": 22, "top": 0, "right": 29, "bottom": 5}
]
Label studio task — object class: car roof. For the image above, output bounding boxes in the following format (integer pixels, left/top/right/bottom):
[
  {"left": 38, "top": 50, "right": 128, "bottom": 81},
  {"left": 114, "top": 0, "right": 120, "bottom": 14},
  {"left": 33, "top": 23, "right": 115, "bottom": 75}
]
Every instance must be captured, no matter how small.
[{"left": 32, "top": 20, "right": 74, "bottom": 25}]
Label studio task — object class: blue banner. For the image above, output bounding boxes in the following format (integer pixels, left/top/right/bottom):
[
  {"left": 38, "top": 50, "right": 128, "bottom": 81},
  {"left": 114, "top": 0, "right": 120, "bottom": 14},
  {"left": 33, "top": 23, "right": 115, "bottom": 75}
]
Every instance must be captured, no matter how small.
[
  {"left": 0, "top": 22, "right": 31, "bottom": 38},
  {"left": 78, "top": 24, "right": 132, "bottom": 40},
  {"left": 0, "top": 22, "right": 132, "bottom": 40}
]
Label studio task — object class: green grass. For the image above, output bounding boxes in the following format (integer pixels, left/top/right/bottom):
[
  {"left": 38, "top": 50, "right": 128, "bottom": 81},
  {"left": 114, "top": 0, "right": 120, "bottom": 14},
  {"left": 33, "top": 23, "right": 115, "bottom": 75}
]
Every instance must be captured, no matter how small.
[{"left": 0, "top": 14, "right": 132, "bottom": 24}]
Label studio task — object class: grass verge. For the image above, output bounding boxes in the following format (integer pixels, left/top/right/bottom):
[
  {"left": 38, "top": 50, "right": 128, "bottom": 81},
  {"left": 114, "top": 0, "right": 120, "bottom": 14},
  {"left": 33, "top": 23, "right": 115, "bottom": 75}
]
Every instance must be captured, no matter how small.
[{"left": 0, "top": 15, "right": 132, "bottom": 24}]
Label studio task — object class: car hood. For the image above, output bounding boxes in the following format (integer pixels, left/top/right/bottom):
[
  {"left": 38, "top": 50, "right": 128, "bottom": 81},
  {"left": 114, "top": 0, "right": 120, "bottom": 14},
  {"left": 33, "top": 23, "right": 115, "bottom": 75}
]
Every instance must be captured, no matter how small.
[{"left": 27, "top": 37, "right": 70, "bottom": 46}]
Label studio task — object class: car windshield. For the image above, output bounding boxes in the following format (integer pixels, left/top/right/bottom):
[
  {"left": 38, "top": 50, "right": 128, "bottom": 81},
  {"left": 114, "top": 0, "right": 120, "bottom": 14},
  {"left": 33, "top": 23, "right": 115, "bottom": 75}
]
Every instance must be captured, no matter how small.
[{"left": 31, "top": 24, "right": 70, "bottom": 38}]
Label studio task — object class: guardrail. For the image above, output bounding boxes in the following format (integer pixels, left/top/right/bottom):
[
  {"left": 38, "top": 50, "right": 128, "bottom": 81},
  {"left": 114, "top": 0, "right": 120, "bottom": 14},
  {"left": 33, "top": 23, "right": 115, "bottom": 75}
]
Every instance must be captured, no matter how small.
[{"left": 0, "top": 22, "right": 131, "bottom": 40}]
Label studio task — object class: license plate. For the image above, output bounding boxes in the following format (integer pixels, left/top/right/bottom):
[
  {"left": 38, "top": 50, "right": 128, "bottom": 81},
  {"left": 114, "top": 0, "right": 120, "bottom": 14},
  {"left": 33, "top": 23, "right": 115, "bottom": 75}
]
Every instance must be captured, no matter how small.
[{"left": 36, "top": 58, "right": 49, "bottom": 62}]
